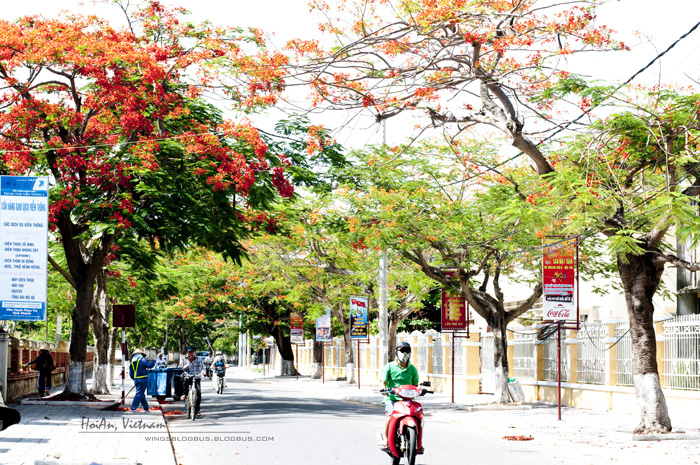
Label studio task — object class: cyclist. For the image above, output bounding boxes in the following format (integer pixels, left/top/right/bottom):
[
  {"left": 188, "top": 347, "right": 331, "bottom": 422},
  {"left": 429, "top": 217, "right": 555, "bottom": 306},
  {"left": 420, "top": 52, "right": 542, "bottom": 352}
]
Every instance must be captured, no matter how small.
[
  {"left": 378, "top": 341, "right": 419, "bottom": 450},
  {"left": 181, "top": 346, "right": 206, "bottom": 416},
  {"left": 204, "top": 351, "right": 214, "bottom": 377},
  {"left": 211, "top": 351, "right": 227, "bottom": 392}
]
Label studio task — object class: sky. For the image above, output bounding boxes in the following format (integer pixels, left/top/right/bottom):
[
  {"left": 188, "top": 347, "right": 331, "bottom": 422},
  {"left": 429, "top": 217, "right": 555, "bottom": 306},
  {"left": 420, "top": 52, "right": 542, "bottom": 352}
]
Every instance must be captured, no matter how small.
[{"left": 3, "top": 0, "right": 700, "bottom": 148}]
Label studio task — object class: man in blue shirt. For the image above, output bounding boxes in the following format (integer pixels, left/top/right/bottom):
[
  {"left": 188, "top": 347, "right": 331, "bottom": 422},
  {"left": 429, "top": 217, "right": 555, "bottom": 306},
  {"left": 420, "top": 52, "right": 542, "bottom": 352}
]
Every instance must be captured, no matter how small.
[{"left": 129, "top": 348, "right": 155, "bottom": 412}]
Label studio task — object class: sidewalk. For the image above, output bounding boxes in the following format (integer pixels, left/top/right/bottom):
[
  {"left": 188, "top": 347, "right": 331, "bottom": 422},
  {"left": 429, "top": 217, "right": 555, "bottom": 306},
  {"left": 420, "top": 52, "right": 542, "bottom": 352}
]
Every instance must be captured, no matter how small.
[
  {"left": 1, "top": 371, "right": 176, "bottom": 465},
  {"left": 241, "top": 366, "right": 700, "bottom": 464}
]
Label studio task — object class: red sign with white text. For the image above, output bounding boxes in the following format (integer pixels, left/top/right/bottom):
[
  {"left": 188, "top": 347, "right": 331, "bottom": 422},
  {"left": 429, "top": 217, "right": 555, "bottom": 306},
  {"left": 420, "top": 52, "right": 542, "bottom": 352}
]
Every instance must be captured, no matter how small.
[{"left": 542, "top": 238, "right": 576, "bottom": 320}]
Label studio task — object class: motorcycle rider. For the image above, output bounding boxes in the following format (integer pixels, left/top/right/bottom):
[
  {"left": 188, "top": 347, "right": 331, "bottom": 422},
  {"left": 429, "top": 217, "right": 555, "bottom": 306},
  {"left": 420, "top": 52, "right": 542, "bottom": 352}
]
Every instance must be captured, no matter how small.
[
  {"left": 181, "top": 346, "right": 207, "bottom": 416},
  {"left": 378, "top": 341, "right": 419, "bottom": 450},
  {"left": 211, "top": 351, "right": 227, "bottom": 392}
]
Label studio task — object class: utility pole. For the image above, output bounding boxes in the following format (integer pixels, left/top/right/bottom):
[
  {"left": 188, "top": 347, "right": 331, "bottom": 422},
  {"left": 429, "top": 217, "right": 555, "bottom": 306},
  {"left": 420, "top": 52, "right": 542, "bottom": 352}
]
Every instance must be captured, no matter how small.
[{"left": 378, "top": 119, "right": 389, "bottom": 366}]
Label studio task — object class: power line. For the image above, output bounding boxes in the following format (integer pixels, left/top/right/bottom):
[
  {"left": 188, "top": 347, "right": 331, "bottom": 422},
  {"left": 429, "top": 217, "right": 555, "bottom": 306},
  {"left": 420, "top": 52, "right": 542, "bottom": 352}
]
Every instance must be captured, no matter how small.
[{"left": 437, "top": 18, "right": 700, "bottom": 188}]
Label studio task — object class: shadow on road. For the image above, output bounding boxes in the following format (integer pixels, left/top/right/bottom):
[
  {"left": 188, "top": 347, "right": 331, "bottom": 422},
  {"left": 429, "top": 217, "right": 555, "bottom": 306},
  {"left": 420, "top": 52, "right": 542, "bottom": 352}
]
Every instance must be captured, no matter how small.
[{"left": 163, "top": 377, "right": 380, "bottom": 425}]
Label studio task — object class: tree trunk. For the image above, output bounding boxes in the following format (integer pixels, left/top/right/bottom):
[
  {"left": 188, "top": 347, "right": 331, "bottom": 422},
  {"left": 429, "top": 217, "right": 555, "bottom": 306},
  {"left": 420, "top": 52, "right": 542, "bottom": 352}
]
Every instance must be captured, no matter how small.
[
  {"left": 311, "top": 340, "right": 323, "bottom": 379},
  {"left": 163, "top": 324, "right": 168, "bottom": 356},
  {"left": 89, "top": 270, "right": 111, "bottom": 394},
  {"left": 618, "top": 252, "right": 672, "bottom": 434},
  {"left": 65, "top": 283, "right": 93, "bottom": 395},
  {"left": 332, "top": 307, "right": 355, "bottom": 383},
  {"left": 490, "top": 314, "right": 511, "bottom": 404},
  {"left": 388, "top": 314, "right": 399, "bottom": 363},
  {"left": 108, "top": 326, "right": 118, "bottom": 386},
  {"left": 270, "top": 325, "right": 297, "bottom": 376}
]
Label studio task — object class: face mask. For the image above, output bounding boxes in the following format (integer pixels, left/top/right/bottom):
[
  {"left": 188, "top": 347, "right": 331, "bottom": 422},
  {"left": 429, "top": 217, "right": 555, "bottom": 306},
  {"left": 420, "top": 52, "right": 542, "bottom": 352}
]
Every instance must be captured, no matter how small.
[{"left": 397, "top": 352, "right": 410, "bottom": 363}]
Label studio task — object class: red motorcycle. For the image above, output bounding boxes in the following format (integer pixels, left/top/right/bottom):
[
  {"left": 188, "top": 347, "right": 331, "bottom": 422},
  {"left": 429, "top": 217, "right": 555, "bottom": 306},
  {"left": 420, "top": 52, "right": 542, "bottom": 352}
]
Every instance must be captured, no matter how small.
[{"left": 379, "top": 382, "right": 433, "bottom": 465}]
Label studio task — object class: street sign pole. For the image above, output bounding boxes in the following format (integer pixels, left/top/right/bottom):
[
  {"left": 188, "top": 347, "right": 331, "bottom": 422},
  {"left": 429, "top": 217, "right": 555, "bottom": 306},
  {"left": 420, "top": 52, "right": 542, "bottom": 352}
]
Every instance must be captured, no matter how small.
[
  {"left": 121, "top": 325, "right": 126, "bottom": 405},
  {"left": 113, "top": 305, "right": 135, "bottom": 405},
  {"left": 557, "top": 321, "right": 562, "bottom": 421}
]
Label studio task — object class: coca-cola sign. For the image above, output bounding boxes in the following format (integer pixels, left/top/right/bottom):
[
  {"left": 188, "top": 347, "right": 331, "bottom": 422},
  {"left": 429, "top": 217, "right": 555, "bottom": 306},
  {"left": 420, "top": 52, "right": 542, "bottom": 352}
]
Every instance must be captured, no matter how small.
[
  {"left": 545, "top": 308, "right": 572, "bottom": 319},
  {"left": 542, "top": 238, "right": 576, "bottom": 321}
]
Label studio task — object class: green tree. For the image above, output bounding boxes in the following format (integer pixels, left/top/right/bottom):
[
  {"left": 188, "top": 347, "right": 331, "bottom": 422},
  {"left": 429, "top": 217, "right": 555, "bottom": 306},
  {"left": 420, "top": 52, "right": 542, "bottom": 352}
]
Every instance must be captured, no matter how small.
[
  {"left": 0, "top": 2, "right": 294, "bottom": 395},
  {"left": 537, "top": 87, "right": 700, "bottom": 432}
]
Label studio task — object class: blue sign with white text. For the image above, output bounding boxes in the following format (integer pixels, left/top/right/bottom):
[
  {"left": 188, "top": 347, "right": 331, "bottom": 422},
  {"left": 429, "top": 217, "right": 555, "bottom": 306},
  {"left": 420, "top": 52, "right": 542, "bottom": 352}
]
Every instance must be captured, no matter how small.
[{"left": 0, "top": 175, "right": 49, "bottom": 321}]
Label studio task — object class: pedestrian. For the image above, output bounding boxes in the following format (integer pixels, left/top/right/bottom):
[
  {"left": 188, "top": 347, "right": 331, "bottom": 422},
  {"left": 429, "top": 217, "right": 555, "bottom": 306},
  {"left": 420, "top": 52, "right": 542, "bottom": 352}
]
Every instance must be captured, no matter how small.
[
  {"left": 129, "top": 348, "right": 155, "bottom": 412},
  {"left": 24, "top": 344, "right": 55, "bottom": 397},
  {"left": 155, "top": 352, "right": 168, "bottom": 369}
]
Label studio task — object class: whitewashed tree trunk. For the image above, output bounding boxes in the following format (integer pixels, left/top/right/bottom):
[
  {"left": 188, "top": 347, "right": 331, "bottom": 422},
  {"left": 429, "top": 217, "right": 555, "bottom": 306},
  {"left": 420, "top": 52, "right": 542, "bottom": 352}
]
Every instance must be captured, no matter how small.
[
  {"left": 65, "top": 361, "right": 88, "bottom": 395},
  {"left": 346, "top": 362, "right": 356, "bottom": 384},
  {"left": 634, "top": 374, "right": 671, "bottom": 433},
  {"left": 280, "top": 360, "right": 295, "bottom": 376}
]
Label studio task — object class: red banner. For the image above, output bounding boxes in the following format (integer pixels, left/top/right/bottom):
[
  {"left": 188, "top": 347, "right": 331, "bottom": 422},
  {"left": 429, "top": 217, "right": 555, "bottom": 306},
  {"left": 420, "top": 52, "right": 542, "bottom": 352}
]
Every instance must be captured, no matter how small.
[
  {"left": 441, "top": 272, "right": 467, "bottom": 331},
  {"left": 542, "top": 238, "right": 576, "bottom": 320}
]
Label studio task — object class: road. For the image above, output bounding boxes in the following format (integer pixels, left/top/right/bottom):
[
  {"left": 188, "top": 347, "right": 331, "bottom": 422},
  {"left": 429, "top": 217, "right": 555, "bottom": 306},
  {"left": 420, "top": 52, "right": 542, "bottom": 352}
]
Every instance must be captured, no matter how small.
[{"left": 160, "top": 372, "right": 599, "bottom": 465}]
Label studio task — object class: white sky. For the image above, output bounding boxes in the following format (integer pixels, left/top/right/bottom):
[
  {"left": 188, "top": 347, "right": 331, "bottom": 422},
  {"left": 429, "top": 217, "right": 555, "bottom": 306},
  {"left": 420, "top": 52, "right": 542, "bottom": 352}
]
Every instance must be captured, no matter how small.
[{"left": 2, "top": 0, "right": 700, "bottom": 147}]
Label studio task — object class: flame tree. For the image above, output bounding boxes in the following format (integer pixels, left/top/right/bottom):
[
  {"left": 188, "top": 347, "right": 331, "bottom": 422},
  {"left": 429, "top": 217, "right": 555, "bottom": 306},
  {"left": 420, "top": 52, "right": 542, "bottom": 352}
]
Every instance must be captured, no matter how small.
[{"left": 0, "top": 1, "right": 294, "bottom": 395}]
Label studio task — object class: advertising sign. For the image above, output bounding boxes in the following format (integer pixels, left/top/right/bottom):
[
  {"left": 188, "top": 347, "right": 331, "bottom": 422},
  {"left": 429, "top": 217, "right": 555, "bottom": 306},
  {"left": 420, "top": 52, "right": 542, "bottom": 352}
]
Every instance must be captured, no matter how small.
[
  {"left": 0, "top": 176, "right": 49, "bottom": 321},
  {"left": 290, "top": 313, "right": 304, "bottom": 344},
  {"left": 441, "top": 277, "right": 467, "bottom": 331},
  {"left": 542, "top": 237, "right": 577, "bottom": 320},
  {"left": 315, "top": 308, "right": 332, "bottom": 342},
  {"left": 349, "top": 296, "right": 368, "bottom": 339}
]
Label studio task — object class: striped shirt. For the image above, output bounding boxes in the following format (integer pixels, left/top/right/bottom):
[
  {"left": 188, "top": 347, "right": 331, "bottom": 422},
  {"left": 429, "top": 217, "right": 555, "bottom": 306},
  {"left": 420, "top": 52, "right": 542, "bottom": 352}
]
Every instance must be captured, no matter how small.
[{"left": 181, "top": 356, "right": 206, "bottom": 379}]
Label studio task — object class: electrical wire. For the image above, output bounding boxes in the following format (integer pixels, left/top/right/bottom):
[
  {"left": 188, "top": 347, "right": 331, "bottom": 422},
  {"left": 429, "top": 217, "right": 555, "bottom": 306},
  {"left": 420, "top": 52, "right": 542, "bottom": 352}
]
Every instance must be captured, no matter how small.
[{"left": 436, "top": 18, "right": 700, "bottom": 188}]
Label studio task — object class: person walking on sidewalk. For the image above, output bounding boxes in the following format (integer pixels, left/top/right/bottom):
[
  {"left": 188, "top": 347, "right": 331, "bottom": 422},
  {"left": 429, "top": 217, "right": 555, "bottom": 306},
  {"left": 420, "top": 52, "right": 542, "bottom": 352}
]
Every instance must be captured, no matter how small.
[
  {"left": 24, "top": 344, "right": 55, "bottom": 397},
  {"left": 378, "top": 341, "right": 419, "bottom": 450},
  {"left": 181, "top": 346, "right": 206, "bottom": 416},
  {"left": 129, "top": 348, "right": 155, "bottom": 412}
]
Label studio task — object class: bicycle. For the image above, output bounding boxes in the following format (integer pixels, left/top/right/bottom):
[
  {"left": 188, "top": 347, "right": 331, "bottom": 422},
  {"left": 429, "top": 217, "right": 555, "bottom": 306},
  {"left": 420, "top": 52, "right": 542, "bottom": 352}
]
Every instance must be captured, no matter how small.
[
  {"left": 181, "top": 373, "right": 200, "bottom": 421},
  {"left": 217, "top": 372, "right": 224, "bottom": 394}
]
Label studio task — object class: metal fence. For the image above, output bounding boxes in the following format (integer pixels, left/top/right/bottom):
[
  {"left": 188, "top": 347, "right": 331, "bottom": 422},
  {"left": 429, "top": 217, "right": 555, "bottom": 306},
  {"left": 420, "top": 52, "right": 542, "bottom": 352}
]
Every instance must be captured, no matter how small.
[
  {"left": 416, "top": 333, "right": 428, "bottom": 373},
  {"left": 663, "top": 314, "right": 700, "bottom": 391},
  {"left": 614, "top": 321, "right": 633, "bottom": 386},
  {"left": 432, "top": 334, "right": 444, "bottom": 374},
  {"left": 542, "top": 329, "right": 568, "bottom": 382},
  {"left": 513, "top": 332, "right": 536, "bottom": 379},
  {"left": 576, "top": 322, "right": 607, "bottom": 384},
  {"left": 453, "top": 335, "right": 464, "bottom": 375}
]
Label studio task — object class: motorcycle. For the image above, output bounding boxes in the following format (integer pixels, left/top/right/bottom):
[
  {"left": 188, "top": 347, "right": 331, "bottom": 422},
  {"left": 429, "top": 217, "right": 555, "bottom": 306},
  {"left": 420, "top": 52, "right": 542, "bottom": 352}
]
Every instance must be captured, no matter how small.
[{"left": 378, "top": 382, "right": 433, "bottom": 465}]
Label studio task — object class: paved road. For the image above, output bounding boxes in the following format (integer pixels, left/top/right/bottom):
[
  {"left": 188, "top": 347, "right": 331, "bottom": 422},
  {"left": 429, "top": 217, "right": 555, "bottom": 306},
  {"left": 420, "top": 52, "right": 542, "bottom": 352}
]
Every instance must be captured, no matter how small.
[{"left": 161, "top": 373, "right": 614, "bottom": 465}]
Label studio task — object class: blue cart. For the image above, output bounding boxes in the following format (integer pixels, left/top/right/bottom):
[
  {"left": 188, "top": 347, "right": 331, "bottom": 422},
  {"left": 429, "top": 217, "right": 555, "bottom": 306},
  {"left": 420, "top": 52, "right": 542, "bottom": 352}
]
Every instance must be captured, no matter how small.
[{"left": 147, "top": 368, "right": 184, "bottom": 401}]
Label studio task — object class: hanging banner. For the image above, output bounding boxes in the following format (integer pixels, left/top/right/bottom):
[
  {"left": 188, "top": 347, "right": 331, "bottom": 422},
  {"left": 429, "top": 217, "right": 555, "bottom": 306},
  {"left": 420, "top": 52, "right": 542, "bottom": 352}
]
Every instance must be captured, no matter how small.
[
  {"left": 290, "top": 313, "right": 304, "bottom": 344},
  {"left": 315, "top": 308, "right": 332, "bottom": 342},
  {"left": 542, "top": 237, "right": 577, "bottom": 320},
  {"left": 0, "top": 176, "right": 49, "bottom": 321},
  {"left": 350, "top": 296, "right": 368, "bottom": 339}
]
